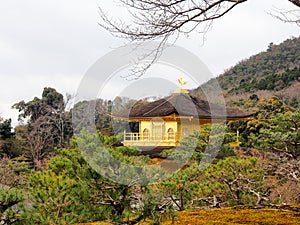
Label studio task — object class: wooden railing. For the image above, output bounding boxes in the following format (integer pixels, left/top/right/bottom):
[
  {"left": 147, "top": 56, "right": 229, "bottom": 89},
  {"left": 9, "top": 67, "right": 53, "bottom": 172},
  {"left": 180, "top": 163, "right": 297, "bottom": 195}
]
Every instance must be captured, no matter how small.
[
  {"left": 123, "top": 131, "right": 179, "bottom": 147},
  {"left": 123, "top": 130, "right": 241, "bottom": 147},
  {"left": 123, "top": 131, "right": 181, "bottom": 142}
]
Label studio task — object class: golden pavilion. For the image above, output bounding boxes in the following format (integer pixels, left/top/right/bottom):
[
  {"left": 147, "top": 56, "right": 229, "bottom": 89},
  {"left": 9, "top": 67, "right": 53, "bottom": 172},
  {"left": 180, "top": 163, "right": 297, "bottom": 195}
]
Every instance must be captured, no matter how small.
[{"left": 112, "top": 88, "right": 252, "bottom": 148}]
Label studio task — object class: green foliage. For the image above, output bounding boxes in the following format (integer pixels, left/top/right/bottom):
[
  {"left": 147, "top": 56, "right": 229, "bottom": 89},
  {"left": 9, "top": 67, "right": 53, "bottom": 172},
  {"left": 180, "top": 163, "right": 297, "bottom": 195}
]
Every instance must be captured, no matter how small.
[
  {"left": 115, "top": 146, "right": 141, "bottom": 156},
  {"left": 13, "top": 87, "right": 64, "bottom": 122},
  {"left": 0, "top": 157, "right": 29, "bottom": 224},
  {"left": 0, "top": 157, "right": 30, "bottom": 188},
  {"left": 164, "top": 124, "right": 235, "bottom": 162},
  {"left": 23, "top": 139, "right": 163, "bottom": 224},
  {"left": 24, "top": 171, "right": 84, "bottom": 225},
  {"left": 75, "top": 130, "right": 160, "bottom": 185},
  {"left": 0, "top": 188, "right": 24, "bottom": 225},
  {"left": 0, "top": 118, "right": 20, "bottom": 158},
  {"left": 0, "top": 139, "right": 24, "bottom": 158},
  {"left": 157, "top": 163, "right": 203, "bottom": 211},
  {"left": 202, "top": 157, "right": 269, "bottom": 206},
  {"left": 148, "top": 157, "right": 269, "bottom": 213},
  {"left": 256, "top": 97, "right": 291, "bottom": 116},
  {"left": 0, "top": 158, "right": 29, "bottom": 224},
  {"left": 198, "top": 37, "right": 300, "bottom": 107},
  {"left": 246, "top": 97, "right": 292, "bottom": 145},
  {"left": 96, "top": 131, "right": 122, "bottom": 147},
  {"left": 139, "top": 186, "right": 176, "bottom": 225},
  {"left": 228, "top": 120, "right": 249, "bottom": 147},
  {"left": 215, "top": 37, "right": 300, "bottom": 92},
  {"left": 233, "top": 66, "right": 300, "bottom": 93},
  {"left": 42, "top": 87, "right": 64, "bottom": 110},
  {"left": 243, "top": 97, "right": 298, "bottom": 154},
  {"left": 23, "top": 149, "right": 108, "bottom": 224},
  {"left": 12, "top": 87, "right": 73, "bottom": 168},
  {"left": 251, "top": 110, "right": 300, "bottom": 159},
  {"left": 0, "top": 119, "right": 14, "bottom": 140}
]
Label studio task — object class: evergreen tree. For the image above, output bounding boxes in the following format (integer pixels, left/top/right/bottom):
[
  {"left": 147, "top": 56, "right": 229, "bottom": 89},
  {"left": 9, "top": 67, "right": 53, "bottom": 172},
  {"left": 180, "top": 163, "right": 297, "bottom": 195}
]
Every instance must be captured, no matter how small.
[{"left": 251, "top": 110, "right": 300, "bottom": 159}]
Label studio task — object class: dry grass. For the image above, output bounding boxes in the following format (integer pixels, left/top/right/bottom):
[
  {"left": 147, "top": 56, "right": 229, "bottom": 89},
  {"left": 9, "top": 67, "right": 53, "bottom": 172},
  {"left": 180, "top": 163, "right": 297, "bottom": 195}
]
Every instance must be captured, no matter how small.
[
  {"left": 73, "top": 206, "right": 300, "bottom": 225},
  {"left": 72, "top": 223, "right": 111, "bottom": 225},
  {"left": 163, "top": 207, "right": 300, "bottom": 225}
]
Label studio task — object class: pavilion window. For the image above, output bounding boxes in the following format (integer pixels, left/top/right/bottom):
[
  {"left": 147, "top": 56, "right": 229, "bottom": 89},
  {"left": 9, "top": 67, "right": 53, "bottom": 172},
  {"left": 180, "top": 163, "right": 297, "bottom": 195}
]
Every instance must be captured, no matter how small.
[
  {"left": 143, "top": 128, "right": 150, "bottom": 140},
  {"left": 152, "top": 120, "right": 165, "bottom": 140},
  {"left": 167, "top": 128, "right": 175, "bottom": 140}
]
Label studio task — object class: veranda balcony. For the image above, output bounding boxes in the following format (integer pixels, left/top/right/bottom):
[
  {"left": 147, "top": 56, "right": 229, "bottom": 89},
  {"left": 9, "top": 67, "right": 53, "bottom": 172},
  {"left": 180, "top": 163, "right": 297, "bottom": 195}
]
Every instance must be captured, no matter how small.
[{"left": 123, "top": 131, "right": 181, "bottom": 147}]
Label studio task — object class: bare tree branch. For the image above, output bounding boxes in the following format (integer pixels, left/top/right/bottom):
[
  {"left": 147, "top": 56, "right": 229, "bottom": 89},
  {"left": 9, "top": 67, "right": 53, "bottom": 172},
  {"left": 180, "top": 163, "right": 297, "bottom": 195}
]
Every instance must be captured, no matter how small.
[
  {"left": 289, "top": 0, "right": 300, "bottom": 8},
  {"left": 98, "top": 0, "right": 248, "bottom": 78},
  {"left": 99, "top": 0, "right": 248, "bottom": 42},
  {"left": 98, "top": 0, "right": 300, "bottom": 78},
  {"left": 270, "top": 8, "right": 300, "bottom": 26}
]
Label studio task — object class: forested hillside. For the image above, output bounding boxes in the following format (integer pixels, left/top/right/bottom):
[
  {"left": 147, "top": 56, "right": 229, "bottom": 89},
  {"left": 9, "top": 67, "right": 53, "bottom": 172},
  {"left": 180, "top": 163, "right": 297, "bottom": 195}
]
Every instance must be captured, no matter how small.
[{"left": 198, "top": 36, "right": 300, "bottom": 107}]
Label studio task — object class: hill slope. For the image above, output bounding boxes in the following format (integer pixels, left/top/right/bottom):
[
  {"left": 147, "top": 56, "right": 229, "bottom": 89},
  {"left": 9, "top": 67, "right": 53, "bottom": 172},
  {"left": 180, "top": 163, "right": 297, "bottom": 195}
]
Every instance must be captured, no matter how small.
[{"left": 197, "top": 36, "right": 300, "bottom": 107}]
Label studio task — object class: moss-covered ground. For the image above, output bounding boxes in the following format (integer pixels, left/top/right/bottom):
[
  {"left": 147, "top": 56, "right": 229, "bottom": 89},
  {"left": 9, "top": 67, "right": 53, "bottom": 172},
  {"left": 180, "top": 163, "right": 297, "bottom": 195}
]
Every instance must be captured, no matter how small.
[{"left": 73, "top": 205, "right": 300, "bottom": 225}]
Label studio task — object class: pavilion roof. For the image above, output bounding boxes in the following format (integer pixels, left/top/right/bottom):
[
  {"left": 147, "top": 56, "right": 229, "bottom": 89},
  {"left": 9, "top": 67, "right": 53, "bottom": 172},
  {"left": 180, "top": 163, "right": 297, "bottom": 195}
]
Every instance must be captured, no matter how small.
[{"left": 113, "top": 93, "right": 253, "bottom": 119}]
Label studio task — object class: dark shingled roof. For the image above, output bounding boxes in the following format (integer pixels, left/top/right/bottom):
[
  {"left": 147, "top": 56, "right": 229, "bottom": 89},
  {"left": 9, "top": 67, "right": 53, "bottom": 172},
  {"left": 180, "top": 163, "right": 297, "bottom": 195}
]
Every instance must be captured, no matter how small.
[{"left": 113, "top": 93, "right": 253, "bottom": 119}]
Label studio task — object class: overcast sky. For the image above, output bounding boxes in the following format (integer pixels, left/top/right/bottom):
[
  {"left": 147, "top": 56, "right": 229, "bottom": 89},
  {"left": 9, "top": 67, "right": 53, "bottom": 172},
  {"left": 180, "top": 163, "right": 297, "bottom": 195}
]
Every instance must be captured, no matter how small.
[{"left": 0, "top": 0, "right": 299, "bottom": 125}]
